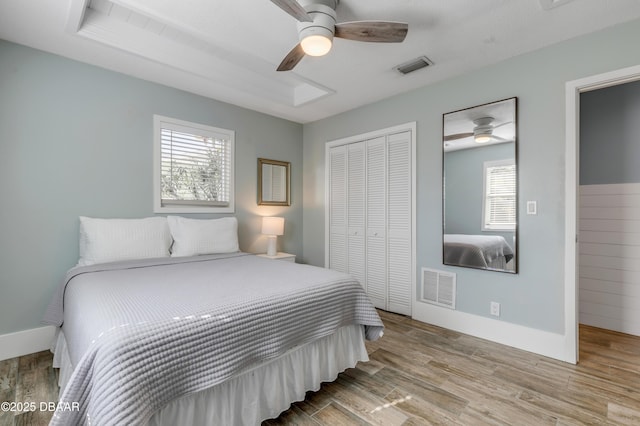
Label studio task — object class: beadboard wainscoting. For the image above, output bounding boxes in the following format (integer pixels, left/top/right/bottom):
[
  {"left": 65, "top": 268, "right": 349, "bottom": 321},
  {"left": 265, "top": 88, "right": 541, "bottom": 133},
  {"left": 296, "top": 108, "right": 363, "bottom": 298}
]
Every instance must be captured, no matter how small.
[{"left": 579, "top": 183, "right": 640, "bottom": 336}]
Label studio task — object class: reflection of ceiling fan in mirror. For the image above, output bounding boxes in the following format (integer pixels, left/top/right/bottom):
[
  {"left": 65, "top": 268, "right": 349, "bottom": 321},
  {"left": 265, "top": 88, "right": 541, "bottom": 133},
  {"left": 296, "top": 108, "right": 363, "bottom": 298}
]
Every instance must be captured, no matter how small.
[
  {"left": 271, "top": 0, "right": 408, "bottom": 71},
  {"left": 444, "top": 117, "right": 514, "bottom": 144}
]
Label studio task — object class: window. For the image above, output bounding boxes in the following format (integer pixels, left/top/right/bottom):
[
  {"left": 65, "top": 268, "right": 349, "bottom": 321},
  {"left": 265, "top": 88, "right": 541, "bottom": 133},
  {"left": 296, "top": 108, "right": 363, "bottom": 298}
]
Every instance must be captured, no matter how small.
[
  {"left": 154, "top": 115, "right": 234, "bottom": 213},
  {"left": 482, "top": 159, "right": 516, "bottom": 231}
]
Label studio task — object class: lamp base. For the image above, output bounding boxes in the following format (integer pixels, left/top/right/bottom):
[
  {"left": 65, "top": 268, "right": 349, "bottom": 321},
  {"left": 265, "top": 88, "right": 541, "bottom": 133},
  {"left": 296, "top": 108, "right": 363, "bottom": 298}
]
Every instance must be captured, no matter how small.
[{"left": 266, "top": 235, "right": 278, "bottom": 257}]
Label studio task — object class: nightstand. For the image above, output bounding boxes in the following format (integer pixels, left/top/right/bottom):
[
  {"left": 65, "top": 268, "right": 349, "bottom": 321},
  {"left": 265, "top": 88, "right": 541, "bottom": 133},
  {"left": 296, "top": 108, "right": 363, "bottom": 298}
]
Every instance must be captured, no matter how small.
[{"left": 257, "top": 252, "right": 296, "bottom": 263}]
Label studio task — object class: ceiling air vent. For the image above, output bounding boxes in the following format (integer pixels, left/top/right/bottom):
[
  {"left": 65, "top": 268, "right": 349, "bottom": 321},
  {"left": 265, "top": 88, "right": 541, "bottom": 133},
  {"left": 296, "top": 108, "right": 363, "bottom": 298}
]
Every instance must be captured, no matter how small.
[{"left": 395, "top": 56, "right": 433, "bottom": 75}]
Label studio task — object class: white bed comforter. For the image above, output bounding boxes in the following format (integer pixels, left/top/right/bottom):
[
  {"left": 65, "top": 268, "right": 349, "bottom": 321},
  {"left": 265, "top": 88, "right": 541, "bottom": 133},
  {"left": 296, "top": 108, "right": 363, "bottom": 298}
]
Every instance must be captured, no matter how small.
[{"left": 42, "top": 253, "right": 383, "bottom": 426}]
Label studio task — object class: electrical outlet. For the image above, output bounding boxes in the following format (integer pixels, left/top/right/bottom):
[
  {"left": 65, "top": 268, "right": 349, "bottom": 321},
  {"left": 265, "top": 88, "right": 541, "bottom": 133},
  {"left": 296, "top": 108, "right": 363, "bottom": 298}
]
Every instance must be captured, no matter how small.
[{"left": 490, "top": 301, "right": 501, "bottom": 317}]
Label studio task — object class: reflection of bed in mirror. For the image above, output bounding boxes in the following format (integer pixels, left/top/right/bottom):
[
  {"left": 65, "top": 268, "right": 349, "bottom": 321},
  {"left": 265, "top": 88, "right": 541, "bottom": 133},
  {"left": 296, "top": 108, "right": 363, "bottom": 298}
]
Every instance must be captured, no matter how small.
[{"left": 444, "top": 234, "right": 514, "bottom": 270}]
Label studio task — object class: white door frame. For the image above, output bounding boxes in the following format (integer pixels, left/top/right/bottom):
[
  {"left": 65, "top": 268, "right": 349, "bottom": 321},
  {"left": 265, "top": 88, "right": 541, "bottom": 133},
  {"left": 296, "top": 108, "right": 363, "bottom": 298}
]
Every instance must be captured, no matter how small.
[{"left": 564, "top": 64, "right": 640, "bottom": 363}]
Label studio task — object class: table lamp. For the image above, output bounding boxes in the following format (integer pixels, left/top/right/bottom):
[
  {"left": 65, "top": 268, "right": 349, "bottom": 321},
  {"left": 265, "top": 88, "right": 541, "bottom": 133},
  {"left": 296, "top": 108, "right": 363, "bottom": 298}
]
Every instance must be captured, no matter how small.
[{"left": 262, "top": 216, "right": 284, "bottom": 257}]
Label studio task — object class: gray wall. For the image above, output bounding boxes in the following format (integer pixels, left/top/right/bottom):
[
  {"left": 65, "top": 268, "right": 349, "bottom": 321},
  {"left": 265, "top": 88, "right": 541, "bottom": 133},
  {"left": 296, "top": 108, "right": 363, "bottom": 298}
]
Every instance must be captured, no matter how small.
[
  {"left": 302, "top": 18, "right": 640, "bottom": 334},
  {"left": 0, "top": 40, "right": 303, "bottom": 335},
  {"left": 444, "top": 142, "right": 515, "bottom": 244},
  {"left": 580, "top": 79, "right": 640, "bottom": 185}
]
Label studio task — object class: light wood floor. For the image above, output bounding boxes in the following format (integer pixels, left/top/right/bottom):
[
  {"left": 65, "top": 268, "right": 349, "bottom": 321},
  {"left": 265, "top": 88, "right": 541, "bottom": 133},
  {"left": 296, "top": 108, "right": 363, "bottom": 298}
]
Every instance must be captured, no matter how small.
[{"left": 2, "top": 311, "right": 639, "bottom": 425}]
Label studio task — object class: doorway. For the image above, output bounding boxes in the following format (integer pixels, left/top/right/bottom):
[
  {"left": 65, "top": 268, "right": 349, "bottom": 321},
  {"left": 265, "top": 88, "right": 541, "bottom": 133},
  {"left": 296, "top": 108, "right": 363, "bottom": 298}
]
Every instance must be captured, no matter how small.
[{"left": 565, "top": 64, "right": 640, "bottom": 364}]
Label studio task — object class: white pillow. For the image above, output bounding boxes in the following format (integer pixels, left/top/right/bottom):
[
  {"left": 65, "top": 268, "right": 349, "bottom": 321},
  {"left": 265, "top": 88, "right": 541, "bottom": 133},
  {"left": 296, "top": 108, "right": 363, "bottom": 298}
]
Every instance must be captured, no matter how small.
[
  {"left": 168, "top": 216, "right": 239, "bottom": 257},
  {"left": 78, "top": 216, "right": 172, "bottom": 266}
]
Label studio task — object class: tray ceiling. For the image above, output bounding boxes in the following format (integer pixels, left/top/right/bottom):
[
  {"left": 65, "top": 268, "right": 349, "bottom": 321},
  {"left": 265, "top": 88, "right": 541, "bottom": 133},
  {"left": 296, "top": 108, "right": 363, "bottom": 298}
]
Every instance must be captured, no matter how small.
[{"left": 1, "top": 0, "right": 640, "bottom": 123}]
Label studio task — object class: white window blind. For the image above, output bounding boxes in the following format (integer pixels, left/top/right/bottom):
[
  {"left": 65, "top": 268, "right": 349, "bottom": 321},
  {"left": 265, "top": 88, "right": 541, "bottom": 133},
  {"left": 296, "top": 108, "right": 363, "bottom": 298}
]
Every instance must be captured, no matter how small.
[
  {"left": 153, "top": 115, "right": 234, "bottom": 213},
  {"left": 483, "top": 159, "right": 516, "bottom": 230}
]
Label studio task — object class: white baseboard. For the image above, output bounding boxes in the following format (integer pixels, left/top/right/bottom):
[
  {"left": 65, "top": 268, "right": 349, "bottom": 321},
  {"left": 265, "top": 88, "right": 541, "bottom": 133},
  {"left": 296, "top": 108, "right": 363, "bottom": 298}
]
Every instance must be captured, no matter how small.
[
  {"left": 412, "top": 301, "right": 572, "bottom": 363},
  {"left": 0, "top": 326, "right": 57, "bottom": 361}
]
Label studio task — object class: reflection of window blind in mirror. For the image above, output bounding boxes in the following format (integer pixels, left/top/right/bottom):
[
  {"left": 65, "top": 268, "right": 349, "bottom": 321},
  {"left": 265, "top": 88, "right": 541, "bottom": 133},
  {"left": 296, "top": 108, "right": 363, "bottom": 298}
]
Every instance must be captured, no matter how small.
[
  {"left": 271, "top": 165, "right": 286, "bottom": 202},
  {"left": 483, "top": 159, "right": 516, "bottom": 230},
  {"left": 262, "top": 164, "right": 273, "bottom": 201},
  {"left": 262, "top": 164, "right": 287, "bottom": 202}
]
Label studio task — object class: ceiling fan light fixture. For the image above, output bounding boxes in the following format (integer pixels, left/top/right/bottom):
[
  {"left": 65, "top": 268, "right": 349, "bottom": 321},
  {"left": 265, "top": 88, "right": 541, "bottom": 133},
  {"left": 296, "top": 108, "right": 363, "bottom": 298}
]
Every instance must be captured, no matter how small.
[
  {"left": 297, "top": 4, "right": 336, "bottom": 57},
  {"left": 474, "top": 134, "right": 492, "bottom": 143},
  {"left": 474, "top": 127, "right": 493, "bottom": 143},
  {"left": 473, "top": 117, "right": 494, "bottom": 143},
  {"left": 301, "top": 34, "right": 332, "bottom": 56}
]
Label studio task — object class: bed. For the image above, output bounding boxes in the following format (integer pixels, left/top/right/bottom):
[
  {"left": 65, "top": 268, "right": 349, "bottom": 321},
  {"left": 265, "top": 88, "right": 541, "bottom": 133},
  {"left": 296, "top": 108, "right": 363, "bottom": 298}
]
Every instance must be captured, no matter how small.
[
  {"left": 42, "top": 216, "right": 383, "bottom": 426},
  {"left": 443, "top": 234, "right": 514, "bottom": 269}
]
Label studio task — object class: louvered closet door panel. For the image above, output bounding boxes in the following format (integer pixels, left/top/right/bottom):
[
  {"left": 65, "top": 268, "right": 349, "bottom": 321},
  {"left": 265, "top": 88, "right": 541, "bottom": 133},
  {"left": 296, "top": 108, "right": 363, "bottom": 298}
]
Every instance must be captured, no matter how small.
[
  {"left": 366, "top": 137, "right": 387, "bottom": 309},
  {"left": 366, "top": 238, "right": 386, "bottom": 308},
  {"left": 347, "top": 143, "right": 366, "bottom": 287},
  {"left": 329, "top": 146, "right": 347, "bottom": 273},
  {"left": 387, "top": 131, "right": 412, "bottom": 315}
]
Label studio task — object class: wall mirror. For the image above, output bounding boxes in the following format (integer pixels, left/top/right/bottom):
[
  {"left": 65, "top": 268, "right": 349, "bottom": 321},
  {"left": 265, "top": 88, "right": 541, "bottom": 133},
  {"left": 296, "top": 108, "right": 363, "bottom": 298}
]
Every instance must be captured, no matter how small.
[
  {"left": 258, "top": 158, "right": 291, "bottom": 206},
  {"left": 442, "top": 97, "right": 518, "bottom": 273}
]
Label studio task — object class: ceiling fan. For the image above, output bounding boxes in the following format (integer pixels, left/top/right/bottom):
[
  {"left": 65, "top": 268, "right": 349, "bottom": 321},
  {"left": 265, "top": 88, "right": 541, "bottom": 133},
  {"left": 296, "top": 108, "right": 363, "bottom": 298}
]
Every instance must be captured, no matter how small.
[
  {"left": 271, "top": 0, "right": 408, "bottom": 71},
  {"left": 444, "top": 117, "right": 514, "bottom": 144}
]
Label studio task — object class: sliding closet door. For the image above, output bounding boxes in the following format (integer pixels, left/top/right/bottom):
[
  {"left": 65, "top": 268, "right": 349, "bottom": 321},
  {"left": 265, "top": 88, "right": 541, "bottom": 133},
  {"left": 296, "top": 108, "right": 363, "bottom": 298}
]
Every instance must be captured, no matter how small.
[
  {"left": 366, "top": 137, "right": 387, "bottom": 309},
  {"left": 328, "top": 146, "right": 347, "bottom": 273},
  {"left": 387, "top": 131, "right": 412, "bottom": 315}
]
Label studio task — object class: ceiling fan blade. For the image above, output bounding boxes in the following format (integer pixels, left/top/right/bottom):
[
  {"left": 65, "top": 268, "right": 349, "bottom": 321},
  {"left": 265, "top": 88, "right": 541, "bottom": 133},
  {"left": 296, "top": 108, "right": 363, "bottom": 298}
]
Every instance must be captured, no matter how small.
[
  {"left": 270, "top": 0, "right": 312, "bottom": 22},
  {"left": 334, "top": 21, "right": 408, "bottom": 43},
  {"left": 492, "top": 121, "right": 514, "bottom": 130},
  {"left": 444, "top": 132, "right": 474, "bottom": 142},
  {"left": 491, "top": 135, "right": 513, "bottom": 142},
  {"left": 277, "top": 43, "right": 306, "bottom": 71}
]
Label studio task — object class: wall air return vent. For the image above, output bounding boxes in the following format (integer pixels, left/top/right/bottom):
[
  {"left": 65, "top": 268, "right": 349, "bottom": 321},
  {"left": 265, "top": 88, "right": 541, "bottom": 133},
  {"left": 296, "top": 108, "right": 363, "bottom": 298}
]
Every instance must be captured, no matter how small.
[
  {"left": 421, "top": 268, "right": 456, "bottom": 309},
  {"left": 395, "top": 56, "right": 433, "bottom": 75}
]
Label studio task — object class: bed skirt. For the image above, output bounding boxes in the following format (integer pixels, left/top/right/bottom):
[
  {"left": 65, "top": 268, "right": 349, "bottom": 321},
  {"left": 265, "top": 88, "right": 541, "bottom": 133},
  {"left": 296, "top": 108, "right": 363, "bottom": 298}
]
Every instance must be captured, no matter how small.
[{"left": 52, "top": 324, "right": 368, "bottom": 425}]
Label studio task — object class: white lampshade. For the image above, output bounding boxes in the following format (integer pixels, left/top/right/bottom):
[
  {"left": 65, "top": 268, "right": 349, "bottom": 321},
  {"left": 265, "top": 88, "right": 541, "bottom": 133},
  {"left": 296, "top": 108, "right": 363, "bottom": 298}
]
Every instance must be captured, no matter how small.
[{"left": 262, "top": 217, "right": 284, "bottom": 236}]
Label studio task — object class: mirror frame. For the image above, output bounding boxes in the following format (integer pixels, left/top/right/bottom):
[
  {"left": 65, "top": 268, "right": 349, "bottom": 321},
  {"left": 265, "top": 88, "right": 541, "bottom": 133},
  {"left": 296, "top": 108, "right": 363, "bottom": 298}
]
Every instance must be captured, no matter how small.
[
  {"left": 258, "top": 158, "right": 291, "bottom": 206},
  {"left": 442, "top": 97, "right": 519, "bottom": 273}
]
